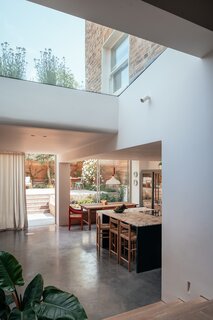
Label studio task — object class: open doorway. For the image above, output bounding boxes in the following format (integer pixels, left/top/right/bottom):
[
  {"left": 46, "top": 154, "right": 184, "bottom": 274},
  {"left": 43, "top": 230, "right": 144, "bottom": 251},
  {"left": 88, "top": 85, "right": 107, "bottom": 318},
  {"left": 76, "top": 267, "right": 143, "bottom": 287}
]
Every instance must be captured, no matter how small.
[{"left": 25, "top": 154, "right": 56, "bottom": 227}]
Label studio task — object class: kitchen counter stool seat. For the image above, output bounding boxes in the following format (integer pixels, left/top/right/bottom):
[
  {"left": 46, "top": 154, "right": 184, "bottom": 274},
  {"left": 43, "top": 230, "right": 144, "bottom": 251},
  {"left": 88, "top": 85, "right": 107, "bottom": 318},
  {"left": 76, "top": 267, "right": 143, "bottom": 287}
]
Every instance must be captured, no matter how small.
[
  {"left": 96, "top": 215, "right": 109, "bottom": 256},
  {"left": 119, "top": 221, "right": 136, "bottom": 271},
  {"left": 109, "top": 217, "right": 120, "bottom": 262}
]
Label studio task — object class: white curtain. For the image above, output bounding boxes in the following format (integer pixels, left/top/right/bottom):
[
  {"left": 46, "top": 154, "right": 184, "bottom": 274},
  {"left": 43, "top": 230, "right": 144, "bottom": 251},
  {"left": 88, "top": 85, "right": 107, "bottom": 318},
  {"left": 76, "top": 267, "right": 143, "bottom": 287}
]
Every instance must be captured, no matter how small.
[{"left": 0, "top": 153, "right": 27, "bottom": 230}]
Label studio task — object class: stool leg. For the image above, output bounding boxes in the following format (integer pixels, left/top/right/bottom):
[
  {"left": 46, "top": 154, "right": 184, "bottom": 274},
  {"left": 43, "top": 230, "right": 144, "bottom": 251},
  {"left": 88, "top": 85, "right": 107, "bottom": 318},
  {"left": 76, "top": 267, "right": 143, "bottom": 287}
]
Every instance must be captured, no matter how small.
[
  {"left": 117, "top": 234, "right": 119, "bottom": 263},
  {"left": 128, "top": 239, "right": 131, "bottom": 272}
]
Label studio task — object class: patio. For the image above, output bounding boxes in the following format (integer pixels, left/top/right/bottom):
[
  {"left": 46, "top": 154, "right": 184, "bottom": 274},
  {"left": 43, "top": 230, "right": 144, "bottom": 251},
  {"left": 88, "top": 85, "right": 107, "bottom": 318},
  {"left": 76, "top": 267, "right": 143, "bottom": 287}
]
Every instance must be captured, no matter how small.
[{"left": 26, "top": 188, "right": 98, "bottom": 227}]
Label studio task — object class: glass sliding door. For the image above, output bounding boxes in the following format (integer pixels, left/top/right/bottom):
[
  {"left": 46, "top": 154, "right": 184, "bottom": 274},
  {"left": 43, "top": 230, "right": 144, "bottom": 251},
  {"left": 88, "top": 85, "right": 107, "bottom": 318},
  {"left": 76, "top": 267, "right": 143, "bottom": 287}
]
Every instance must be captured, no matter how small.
[
  {"left": 70, "top": 159, "right": 130, "bottom": 205},
  {"left": 99, "top": 160, "right": 130, "bottom": 202}
]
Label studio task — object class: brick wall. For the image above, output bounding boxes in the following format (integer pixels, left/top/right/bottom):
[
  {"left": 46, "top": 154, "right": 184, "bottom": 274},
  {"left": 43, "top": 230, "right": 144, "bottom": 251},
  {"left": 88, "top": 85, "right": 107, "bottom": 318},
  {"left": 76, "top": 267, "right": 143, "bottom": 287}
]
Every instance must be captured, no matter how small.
[
  {"left": 85, "top": 21, "right": 165, "bottom": 92},
  {"left": 85, "top": 21, "right": 113, "bottom": 92},
  {"left": 129, "top": 36, "right": 165, "bottom": 81}
]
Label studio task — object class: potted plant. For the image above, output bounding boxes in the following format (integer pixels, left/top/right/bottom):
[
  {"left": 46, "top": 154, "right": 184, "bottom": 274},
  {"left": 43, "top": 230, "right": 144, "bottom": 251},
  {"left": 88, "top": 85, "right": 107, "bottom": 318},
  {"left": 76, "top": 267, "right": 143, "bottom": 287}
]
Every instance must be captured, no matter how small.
[{"left": 0, "top": 251, "right": 87, "bottom": 319}]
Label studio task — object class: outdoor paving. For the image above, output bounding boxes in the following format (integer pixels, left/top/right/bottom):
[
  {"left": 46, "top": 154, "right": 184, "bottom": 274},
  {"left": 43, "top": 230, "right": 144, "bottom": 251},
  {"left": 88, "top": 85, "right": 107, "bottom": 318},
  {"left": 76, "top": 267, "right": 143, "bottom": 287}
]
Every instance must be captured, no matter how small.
[{"left": 28, "top": 213, "right": 55, "bottom": 227}]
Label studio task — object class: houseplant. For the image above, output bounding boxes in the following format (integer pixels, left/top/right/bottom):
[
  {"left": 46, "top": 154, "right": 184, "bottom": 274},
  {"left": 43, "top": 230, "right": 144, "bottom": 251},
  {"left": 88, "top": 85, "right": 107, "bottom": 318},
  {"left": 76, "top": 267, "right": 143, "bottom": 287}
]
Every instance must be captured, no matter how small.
[{"left": 0, "top": 251, "right": 87, "bottom": 320}]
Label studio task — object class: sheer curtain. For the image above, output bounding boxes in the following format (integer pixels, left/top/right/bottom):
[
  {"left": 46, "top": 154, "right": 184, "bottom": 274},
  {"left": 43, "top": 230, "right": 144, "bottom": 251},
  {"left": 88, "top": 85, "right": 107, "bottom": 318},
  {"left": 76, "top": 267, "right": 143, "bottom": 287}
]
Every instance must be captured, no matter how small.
[{"left": 0, "top": 153, "right": 27, "bottom": 230}]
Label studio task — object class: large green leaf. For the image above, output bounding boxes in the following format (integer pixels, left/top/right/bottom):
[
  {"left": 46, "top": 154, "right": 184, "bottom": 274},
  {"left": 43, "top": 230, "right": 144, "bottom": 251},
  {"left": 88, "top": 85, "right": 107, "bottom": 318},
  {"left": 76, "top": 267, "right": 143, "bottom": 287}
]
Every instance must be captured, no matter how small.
[
  {"left": 8, "top": 307, "right": 37, "bottom": 320},
  {"left": 22, "top": 274, "right": 43, "bottom": 309},
  {"left": 0, "top": 251, "right": 24, "bottom": 292},
  {"left": 0, "top": 288, "right": 10, "bottom": 319},
  {"left": 5, "top": 293, "right": 15, "bottom": 306},
  {"left": 0, "top": 287, "right": 6, "bottom": 304},
  {"left": 34, "top": 286, "right": 87, "bottom": 320}
]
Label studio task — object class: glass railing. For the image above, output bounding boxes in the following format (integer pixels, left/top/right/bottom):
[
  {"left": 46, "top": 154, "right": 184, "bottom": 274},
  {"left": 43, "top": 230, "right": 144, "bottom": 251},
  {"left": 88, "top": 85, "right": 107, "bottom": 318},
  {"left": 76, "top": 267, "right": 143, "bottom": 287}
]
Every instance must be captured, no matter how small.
[{"left": 0, "top": 0, "right": 166, "bottom": 96}]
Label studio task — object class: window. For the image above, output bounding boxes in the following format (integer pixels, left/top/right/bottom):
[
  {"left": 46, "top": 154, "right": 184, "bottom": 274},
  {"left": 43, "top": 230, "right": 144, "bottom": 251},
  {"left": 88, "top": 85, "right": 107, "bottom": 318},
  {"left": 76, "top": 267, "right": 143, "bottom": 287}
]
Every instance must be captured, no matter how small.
[
  {"left": 102, "top": 31, "right": 129, "bottom": 95},
  {"left": 110, "top": 36, "right": 129, "bottom": 93}
]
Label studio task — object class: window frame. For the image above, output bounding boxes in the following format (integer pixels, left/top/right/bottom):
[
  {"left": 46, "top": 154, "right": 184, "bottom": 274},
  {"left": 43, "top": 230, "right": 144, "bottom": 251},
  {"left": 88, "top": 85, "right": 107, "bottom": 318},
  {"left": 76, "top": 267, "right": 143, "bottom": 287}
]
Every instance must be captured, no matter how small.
[{"left": 102, "top": 31, "right": 129, "bottom": 95}]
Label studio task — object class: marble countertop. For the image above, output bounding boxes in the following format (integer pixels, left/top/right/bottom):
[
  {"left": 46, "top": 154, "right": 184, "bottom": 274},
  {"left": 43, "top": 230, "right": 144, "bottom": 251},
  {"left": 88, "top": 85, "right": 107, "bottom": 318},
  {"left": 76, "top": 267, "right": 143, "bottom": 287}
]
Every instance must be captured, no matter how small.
[{"left": 97, "top": 207, "right": 162, "bottom": 227}]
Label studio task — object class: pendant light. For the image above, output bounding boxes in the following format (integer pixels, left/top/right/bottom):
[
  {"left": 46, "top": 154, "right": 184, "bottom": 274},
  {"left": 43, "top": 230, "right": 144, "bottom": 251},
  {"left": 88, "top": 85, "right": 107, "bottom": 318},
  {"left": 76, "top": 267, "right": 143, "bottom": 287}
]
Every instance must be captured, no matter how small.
[{"left": 106, "top": 167, "right": 120, "bottom": 185}]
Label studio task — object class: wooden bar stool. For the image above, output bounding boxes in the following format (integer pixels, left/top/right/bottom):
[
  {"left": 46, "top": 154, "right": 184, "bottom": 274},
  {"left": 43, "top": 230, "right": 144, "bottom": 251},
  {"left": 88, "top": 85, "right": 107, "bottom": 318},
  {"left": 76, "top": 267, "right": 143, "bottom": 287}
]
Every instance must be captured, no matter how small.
[
  {"left": 119, "top": 222, "right": 137, "bottom": 271},
  {"left": 109, "top": 217, "right": 120, "bottom": 262},
  {"left": 96, "top": 214, "right": 109, "bottom": 256}
]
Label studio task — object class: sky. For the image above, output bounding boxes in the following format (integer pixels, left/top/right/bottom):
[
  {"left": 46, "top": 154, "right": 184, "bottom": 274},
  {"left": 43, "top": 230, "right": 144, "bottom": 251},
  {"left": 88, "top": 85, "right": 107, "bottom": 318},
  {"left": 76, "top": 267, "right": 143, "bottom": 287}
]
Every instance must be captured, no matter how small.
[{"left": 0, "top": 0, "right": 85, "bottom": 85}]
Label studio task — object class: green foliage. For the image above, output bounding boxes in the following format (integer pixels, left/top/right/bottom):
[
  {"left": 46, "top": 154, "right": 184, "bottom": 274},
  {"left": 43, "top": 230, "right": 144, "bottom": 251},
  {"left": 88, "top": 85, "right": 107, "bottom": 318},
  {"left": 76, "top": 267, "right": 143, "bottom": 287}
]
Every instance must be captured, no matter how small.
[
  {"left": 25, "top": 154, "right": 54, "bottom": 164},
  {"left": 81, "top": 160, "right": 97, "bottom": 189},
  {"left": 0, "top": 251, "right": 87, "bottom": 320},
  {"left": 81, "top": 160, "right": 104, "bottom": 190},
  {"left": 34, "top": 49, "right": 78, "bottom": 88},
  {"left": 0, "top": 251, "right": 24, "bottom": 292},
  {"left": 0, "top": 42, "right": 78, "bottom": 90},
  {"left": 77, "top": 197, "right": 94, "bottom": 205},
  {"left": 100, "top": 185, "right": 126, "bottom": 202},
  {"left": 0, "top": 42, "right": 27, "bottom": 79}
]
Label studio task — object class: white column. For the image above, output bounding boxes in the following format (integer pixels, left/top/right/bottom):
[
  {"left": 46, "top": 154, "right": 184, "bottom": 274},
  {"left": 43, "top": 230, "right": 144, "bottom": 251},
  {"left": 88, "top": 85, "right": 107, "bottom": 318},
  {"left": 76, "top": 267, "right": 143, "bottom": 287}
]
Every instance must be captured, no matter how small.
[{"left": 56, "top": 162, "right": 70, "bottom": 226}]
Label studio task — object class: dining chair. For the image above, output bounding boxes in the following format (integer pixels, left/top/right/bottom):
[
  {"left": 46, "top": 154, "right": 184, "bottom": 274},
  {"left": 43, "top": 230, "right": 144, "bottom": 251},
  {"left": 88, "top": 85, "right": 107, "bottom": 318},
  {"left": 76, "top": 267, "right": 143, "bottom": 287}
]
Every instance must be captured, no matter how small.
[
  {"left": 119, "top": 221, "right": 136, "bottom": 271},
  {"left": 96, "top": 214, "right": 110, "bottom": 256},
  {"left": 68, "top": 205, "right": 84, "bottom": 230}
]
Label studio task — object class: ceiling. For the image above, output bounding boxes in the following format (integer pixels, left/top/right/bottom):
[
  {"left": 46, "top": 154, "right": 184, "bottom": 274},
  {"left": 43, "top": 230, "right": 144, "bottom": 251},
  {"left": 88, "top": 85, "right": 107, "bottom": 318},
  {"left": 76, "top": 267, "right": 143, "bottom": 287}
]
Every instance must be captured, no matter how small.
[
  {"left": 0, "top": 124, "right": 114, "bottom": 155},
  {"left": 142, "top": 0, "right": 213, "bottom": 31},
  {"left": 0, "top": 124, "right": 161, "bottom": 161},
  {"left": 94, "top": 141, "right": 161, "bottom": 161}
]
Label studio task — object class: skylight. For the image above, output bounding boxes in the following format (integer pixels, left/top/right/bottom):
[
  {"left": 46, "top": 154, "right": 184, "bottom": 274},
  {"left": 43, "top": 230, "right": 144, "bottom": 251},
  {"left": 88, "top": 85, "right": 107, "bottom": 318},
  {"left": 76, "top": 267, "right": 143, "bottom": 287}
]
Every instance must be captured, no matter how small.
[{"left": 0, "top": 0, "right": 165, "bottom": 96}]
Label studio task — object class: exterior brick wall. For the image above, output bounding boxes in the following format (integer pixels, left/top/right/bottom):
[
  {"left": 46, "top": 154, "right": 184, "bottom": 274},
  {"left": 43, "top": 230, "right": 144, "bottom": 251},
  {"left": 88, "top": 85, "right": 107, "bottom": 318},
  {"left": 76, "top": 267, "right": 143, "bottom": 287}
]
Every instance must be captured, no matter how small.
[
  {"left": 85, "top": 21, "right": 165, "bottom": 93},
  {"left": 85, "top": 21, "right": 112, "bottom": 92},
  {"left": 129, "top": 36, "right": 164, "bottom": 81}
]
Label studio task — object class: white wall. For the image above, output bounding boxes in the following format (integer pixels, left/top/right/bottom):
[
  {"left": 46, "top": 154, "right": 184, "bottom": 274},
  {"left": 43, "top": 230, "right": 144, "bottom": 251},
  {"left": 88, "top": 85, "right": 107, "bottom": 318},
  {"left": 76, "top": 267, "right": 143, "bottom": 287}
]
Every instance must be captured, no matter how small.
[
  {"left": 118, "top": 49, "right": 213, "bottom": 301},
  {"left": 56, "top": 162, "right": 70, "bottom": 226},
  {"left": 131, "top": 160, "right": 140, "bottom": 204},
  {"left": 0, "top": 77, "right": 118, "bottom": 133}
]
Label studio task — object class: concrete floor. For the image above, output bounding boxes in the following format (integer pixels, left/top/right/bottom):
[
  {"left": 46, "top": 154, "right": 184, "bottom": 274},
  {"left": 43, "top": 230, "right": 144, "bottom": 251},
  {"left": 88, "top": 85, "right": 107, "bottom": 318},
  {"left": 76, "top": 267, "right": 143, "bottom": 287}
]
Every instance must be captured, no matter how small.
[{"left": 0, "top": 225, "right": 161, "bottom": 320}]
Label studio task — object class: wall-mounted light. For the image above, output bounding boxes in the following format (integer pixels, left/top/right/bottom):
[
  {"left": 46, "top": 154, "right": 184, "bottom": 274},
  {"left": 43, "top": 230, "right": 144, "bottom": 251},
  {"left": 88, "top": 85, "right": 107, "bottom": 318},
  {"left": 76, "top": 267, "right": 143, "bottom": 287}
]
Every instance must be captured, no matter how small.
[{"left": 140, "top": 96, "right": 151, "bottom": 103}]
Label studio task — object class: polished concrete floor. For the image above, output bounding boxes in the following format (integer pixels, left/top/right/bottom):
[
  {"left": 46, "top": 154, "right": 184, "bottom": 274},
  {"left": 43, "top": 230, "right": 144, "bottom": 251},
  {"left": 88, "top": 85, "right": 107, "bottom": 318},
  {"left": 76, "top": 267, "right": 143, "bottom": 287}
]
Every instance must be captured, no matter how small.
[{"left": 0, "top": 225, "right": 161, "bottom": 320}]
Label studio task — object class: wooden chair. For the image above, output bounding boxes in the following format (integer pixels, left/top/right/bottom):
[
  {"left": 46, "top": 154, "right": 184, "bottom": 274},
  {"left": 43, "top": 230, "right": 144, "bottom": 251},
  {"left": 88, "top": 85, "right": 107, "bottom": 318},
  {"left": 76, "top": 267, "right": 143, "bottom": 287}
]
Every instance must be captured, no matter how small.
[
  {"left": 96, "top": 214, "right": 109, "bottom": 256},
  {"left": 119, "top": 221, "right": 136, "bottom": 271},
  {"left": 109, "top": 217, "right": 120, "bottom": 262},
  {"left": 68, "top": 206, "right": 84, "bottom": 230}
]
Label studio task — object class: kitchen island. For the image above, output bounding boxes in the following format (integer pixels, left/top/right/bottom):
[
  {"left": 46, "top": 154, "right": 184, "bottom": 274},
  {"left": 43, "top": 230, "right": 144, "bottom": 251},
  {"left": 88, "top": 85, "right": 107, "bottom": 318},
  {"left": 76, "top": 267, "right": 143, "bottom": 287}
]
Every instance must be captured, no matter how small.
[{"left": 97, "top": 207, "right": 162, "bottom": 273}]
